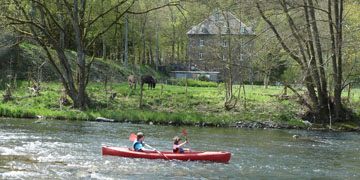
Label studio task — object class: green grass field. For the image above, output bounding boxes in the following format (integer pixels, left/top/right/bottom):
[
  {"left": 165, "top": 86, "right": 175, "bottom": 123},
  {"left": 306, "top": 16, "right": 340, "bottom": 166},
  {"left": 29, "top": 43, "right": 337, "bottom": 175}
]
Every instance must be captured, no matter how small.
[{"left": 0, "top": 80, "right": 359, "bottom": 129}]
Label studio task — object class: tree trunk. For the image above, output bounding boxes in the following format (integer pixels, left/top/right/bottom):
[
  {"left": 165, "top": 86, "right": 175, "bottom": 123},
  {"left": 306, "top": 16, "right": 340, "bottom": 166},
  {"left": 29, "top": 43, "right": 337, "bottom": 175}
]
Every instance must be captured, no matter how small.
[
  {"left": 155, "top": 23, "right": 159, "bottom": 70},
  {"left": 139, "top": 83, "right": 143, "bottom": 108},
  {"left": 132, "top": 14, "right": 135, "bottom": 64},
  {"left": 101, "top": 0, "right": 106, "bottom": 60},
  {"left": 72, "top": 0, "right": 89, "bottom": 109},
  {"left": 169, "top": 6, "right": 176, "bottom": 63},
  {"left": 124, "top": 13, "right": 129, "bottom": 67},
  {"left": 149, "top": 43, "right": 154, "bottom": 65},
  {"left": 264, "top": 74, "right": 268, "bottom": 89},
  {"left": 304, "top": 0, "right": 330, "bottom": 123},
  {"left": 119, "top": 24, "right": 123, "bottom": 62},
  {"left": 224, "top": 12, "right": 235, "bottom": 110},
  {"left": 346, "top": 83, "right": 351, "bottom": 103},
  {"left": 328, "top": 0, "right": 345, "bottom": 121},
  {"left": 185, "top": 77, "right": 188, "bottom": 97},
  {"left": 113, "top": 20, "right": 118, "bottom": 61},
  {"left": 334, "top": 0, "right": 344, "bottom": 120},
  {"left": 141, "top": 14, "right": 148, "bottom": 65},
  {"left": 177, "top": 37, "right": 180, "bottom": 61},
  {"left": 58, "top": 0, "right": 65, "bottom": 49}
]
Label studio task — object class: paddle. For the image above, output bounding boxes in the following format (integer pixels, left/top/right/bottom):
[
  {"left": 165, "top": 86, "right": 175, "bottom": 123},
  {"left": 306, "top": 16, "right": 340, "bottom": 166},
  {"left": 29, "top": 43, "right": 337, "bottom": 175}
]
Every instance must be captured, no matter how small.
[
  {"left": 181, "top": 128, "right": 187, "bottom": 140},
  {"left": 181, "top": 128, "right": 190, "bottom": 149},
  {"left": 129, "top": 133, "right": 169, "bottom": 160},
  {"left": 129, "top": 133, "right": 137, "bottom": 141}
]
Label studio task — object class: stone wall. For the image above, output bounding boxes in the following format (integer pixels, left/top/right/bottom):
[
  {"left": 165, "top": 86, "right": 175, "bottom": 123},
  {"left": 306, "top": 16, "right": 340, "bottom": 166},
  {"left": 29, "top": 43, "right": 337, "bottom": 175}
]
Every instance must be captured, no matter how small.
[{"left": 188, "top": 34, "right": 254, "bottom": 82}]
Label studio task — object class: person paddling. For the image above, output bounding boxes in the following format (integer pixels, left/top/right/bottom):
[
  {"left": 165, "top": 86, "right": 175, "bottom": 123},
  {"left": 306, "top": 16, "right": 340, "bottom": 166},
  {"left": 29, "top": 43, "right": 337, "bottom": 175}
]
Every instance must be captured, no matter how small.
[
  {"left": 173, "top": 136, "right": 190, "bottom": 153},
  {"left": 132, "top": 132, "right": 154, "bottom": 152}
]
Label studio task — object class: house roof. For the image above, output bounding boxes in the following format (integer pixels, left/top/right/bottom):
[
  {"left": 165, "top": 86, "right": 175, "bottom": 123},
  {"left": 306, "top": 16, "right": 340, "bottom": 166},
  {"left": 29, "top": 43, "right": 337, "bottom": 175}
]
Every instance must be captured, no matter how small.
[{"left": 186, "top": 11, "right": 255, "bottom": 35}]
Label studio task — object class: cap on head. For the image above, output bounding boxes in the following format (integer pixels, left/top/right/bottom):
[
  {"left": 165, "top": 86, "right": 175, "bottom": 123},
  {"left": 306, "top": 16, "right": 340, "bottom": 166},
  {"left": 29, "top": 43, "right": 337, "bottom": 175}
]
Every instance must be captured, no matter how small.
[{"left": 137, "top": 132, "right": 144, "bottom": 141}]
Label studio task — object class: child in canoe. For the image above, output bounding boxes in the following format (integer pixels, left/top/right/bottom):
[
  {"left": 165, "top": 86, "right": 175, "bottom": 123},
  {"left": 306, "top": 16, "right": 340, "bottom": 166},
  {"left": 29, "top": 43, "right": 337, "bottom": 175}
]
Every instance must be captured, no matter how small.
[
  {"left": 133, "top": 132, "right": 155, "bottom": 152},
  {"left": 173, "top": 136, "right": 190, "bottom": 153}
]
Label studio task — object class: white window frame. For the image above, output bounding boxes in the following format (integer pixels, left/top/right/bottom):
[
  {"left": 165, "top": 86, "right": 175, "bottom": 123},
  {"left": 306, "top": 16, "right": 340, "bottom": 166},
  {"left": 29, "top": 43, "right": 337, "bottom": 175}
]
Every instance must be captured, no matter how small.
[
  {"left": 199, "top": 52, "right": 204, "bottom": 60},
  {"left": 200, "top": 38, "right": 204, "bottom": 47},
  {"left": 240, "top": 53, "right": 245, "bottom": 61},
  {"left": 223, "top": 54, "right": 227, "bottom": 61},
  {"left": 240, "top": 27, "right": 245, "bottom": 33},
  {"left": 223, "top": 39, "right": 227, "bottom": 47},
  {"left": 223, "top": 24, "right": 229, "bottom": 33}
]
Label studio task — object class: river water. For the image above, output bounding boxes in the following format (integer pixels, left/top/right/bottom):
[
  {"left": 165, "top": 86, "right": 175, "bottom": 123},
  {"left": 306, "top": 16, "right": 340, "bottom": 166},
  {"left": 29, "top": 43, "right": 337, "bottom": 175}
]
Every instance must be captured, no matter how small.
[{"left": 0, "top": 118, "right": 359, "bottom": 180}]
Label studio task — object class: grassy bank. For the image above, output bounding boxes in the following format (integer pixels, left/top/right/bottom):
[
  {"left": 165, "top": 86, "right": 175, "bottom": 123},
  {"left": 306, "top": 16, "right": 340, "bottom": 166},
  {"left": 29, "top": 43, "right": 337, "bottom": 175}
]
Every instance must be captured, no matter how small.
[{"left": 1, "top": 80, "right": 360, "bottom": 130}]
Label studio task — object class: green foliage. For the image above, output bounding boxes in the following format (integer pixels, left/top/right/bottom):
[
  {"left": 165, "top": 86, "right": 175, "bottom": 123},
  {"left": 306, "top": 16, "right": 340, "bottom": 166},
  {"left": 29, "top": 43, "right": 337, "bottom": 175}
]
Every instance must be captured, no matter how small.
[
  {"left": 171, "top": 78, "right": 219, "bottom": 87},
  {"left": 280, "top": 66, "right": 301, "bottom": 84},
  {"left": 198, "top": 75, "right": 211, "bottom": 82}
]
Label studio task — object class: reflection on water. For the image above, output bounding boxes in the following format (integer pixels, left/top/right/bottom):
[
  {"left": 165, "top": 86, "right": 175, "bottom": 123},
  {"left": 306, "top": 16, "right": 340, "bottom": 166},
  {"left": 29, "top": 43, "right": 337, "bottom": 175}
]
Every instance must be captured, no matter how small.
[{"left": 1, "top": 118, "right": 360, "bottom": 179}]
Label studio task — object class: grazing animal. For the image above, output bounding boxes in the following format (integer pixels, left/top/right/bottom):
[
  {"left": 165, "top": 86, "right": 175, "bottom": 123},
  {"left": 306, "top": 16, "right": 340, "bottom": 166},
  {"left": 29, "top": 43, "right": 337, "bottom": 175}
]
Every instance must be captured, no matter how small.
[
  {"left": 109, "top": 92, "right": 117, "bottom": 100},
  {"left": 141, "top": 75, "right": 156, "bottom": 89},
  {"left": 128, "top": 75, "right": 137, "bottom": 90}
]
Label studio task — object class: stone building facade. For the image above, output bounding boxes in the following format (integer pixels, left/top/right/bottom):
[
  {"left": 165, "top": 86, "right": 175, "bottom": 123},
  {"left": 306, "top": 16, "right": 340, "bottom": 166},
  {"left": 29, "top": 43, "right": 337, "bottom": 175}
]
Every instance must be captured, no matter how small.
[{"left": 186, "top": 11, "right": 255, "bottom": 82}]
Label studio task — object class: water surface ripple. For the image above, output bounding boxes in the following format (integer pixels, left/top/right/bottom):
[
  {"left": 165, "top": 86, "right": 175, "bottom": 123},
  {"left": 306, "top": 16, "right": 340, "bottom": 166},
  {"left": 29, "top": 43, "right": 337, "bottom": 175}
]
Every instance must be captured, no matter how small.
[{"left": 1, "top": 118, "right": 359, "bottom": 179}]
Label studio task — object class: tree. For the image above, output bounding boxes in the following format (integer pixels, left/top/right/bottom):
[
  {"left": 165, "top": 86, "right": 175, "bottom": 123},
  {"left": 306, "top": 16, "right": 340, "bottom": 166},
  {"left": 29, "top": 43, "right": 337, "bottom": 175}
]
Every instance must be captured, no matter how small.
[
  {"left": 3, "top": 0, "right": 181, "bottom": 109},
  {"left": 255, "top": 0, "right": 347, "bottom": 123}
]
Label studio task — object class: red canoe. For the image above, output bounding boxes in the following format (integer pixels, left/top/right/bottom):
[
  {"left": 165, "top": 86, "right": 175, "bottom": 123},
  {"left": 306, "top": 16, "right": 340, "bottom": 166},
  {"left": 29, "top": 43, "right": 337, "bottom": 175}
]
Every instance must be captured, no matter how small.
[{"left": 102, "top": 146, "right": 231, "bottom": 163}]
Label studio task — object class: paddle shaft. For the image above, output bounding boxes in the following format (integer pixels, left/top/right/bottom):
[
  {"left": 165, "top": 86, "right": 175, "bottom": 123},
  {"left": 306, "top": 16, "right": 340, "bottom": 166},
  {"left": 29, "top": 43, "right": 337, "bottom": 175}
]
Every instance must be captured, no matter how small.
[{"left": 144, "top": 144, "right": 169, "bottom": 160}]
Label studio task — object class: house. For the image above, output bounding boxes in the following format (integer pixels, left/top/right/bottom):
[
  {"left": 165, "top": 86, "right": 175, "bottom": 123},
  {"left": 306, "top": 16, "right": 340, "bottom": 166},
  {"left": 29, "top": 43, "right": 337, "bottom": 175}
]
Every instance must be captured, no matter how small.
[{"left": 186, "top": 10, "right": 255, "bottom": 82}]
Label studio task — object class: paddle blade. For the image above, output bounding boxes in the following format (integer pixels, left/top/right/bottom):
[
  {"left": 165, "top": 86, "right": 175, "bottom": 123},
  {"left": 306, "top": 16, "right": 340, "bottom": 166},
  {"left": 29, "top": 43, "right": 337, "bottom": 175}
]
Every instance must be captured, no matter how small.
[
  {"left": 129, "top": 133, "right": 137, "bottom": 141},
  {"left": 181, "top": 128, "right": 187, "bottom": 137}
]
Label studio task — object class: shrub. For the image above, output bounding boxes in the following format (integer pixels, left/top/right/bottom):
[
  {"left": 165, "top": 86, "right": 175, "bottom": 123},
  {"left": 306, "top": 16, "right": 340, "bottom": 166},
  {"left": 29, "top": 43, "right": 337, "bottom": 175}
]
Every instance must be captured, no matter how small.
[
  {"left": 198, "top": 75, "right": 211, "bottom": 82},
  {"left": 171, "top": 78, "right": 218, "bottom": 87}
]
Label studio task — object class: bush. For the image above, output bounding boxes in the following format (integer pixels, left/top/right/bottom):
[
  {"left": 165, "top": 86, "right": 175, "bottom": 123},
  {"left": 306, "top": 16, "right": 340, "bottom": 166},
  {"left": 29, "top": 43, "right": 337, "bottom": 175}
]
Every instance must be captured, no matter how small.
[
  {"left": 170, "top": 78, "right": 218, "bottom": 87},
  {"left": 198, "top": 75, "right": 211, "bottom": 82},
  {"left": 243, "top": 80, "right": 263, "bottom": 85}
]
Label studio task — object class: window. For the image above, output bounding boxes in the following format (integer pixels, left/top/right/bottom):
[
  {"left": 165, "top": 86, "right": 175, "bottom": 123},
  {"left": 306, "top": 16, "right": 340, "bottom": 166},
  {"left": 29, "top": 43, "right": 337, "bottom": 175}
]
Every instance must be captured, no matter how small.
[
  {"left": 200, "top": 38, "right": 204, "bottom": 46},
  {"left": 223, "top": 24, "right": 229, "bottom": 33},
  {"left": 201, "top": 28, "right": 209, "bottom": 34},
  {"left": 223, "top": 54, "right": 227, "bottom": 61},
  {"left": 199, "top": 52, "right": 204, "bottom": 60},
  {"left": 223, "top": 39, "right": 227, "bottom": 47},
  {"left": 240, "top": 27, "right": 245, "bottom": 33},
  {"left": 240, "top": 53, "right": 245, "bottom": 61}
]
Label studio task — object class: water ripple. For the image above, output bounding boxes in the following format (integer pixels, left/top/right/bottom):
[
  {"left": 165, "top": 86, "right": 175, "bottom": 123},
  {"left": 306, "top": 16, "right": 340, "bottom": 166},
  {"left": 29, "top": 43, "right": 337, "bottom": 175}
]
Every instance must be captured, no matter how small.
[{"left": 1, "top": 118, "right": 360, "bottom": 180}]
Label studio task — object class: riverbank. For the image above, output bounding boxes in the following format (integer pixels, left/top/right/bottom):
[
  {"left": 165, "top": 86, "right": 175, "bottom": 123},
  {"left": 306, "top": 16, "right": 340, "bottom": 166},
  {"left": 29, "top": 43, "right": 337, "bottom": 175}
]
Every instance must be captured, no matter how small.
[{"left": 0, "top": 81, "right": 359, "bottom": 132}]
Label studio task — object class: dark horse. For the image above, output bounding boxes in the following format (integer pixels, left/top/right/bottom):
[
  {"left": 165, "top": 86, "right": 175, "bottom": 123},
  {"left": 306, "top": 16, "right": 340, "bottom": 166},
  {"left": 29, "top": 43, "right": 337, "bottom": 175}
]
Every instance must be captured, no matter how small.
[{"left": 140, "top": 75, "right": 156, "bottom": 89}]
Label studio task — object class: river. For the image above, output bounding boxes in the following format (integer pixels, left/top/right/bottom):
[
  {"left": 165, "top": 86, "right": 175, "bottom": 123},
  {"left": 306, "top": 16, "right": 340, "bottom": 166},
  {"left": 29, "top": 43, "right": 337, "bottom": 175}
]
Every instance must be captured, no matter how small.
[{"left": 1, "top": 118, "right": 359, "bottom": 179}]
